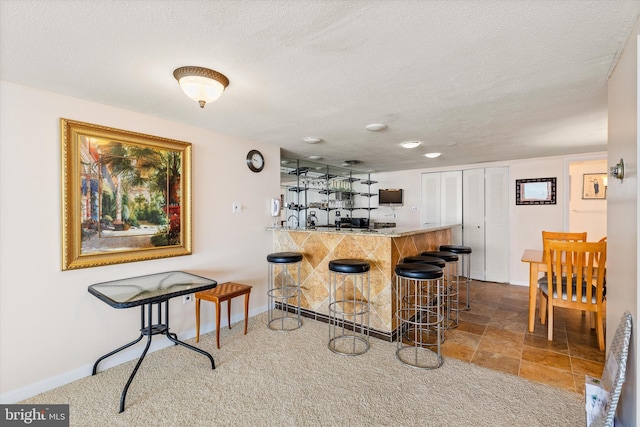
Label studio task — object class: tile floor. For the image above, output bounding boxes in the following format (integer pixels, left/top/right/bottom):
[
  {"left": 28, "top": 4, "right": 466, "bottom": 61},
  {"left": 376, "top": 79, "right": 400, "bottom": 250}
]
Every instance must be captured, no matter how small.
[{"left": 441, "top": 280, "right": 605, "bottom": 395}]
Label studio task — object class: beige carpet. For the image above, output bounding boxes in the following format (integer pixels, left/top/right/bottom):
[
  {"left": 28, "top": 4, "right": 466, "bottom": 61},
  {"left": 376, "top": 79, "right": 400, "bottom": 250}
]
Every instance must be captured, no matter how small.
[{"left": 21, "top": 313, "right": 584, "bottom": 426}]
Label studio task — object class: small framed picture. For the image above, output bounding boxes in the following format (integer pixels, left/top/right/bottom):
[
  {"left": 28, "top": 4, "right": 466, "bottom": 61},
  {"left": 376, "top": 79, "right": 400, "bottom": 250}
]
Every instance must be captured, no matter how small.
[
  {"left": 582, "top": 173, "right": 607, "bottom": 200},
  {"left": 515, "top": 177, "right": 556, "bottom": 205}
]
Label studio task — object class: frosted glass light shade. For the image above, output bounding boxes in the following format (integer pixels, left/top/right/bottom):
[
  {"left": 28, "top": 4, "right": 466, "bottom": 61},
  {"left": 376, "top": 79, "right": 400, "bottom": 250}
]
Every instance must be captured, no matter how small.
[{"left": 173, "top": 66, "right": 229, "bottom": 108}]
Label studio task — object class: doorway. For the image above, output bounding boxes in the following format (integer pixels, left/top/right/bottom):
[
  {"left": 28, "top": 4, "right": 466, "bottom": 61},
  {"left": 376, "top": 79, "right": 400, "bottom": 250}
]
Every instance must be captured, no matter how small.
[{"left": 566, "top": 157, "right": 608, "bottom": 240}]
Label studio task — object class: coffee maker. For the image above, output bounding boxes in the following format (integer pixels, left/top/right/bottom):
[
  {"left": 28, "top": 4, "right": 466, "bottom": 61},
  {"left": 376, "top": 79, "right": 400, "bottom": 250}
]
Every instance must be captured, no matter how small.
[{"left": 306, "top": 211, "right": 317, "bottom": 229}]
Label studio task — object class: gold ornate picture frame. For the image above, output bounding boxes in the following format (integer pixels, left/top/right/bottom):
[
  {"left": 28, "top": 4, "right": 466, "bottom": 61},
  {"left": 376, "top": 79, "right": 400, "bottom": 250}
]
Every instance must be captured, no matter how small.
[{"left": 61, "top": 119, "right": 192, "bottom": 270}]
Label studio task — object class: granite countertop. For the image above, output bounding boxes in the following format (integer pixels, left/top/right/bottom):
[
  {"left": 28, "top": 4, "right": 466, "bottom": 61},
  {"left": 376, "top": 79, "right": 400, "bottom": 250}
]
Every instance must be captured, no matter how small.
[{"left": 266, "top": 223, "right": 461, "bottom": 237}]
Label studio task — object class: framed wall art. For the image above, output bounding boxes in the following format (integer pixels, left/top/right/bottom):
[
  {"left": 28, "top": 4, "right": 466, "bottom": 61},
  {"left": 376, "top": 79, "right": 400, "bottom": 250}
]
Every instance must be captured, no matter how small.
[
  {"left": 582, "top": 173, "right": 607, "bottom": 199},
  {"left": 515, "top": 177, "right": 556, "bottom": 205},
  {"left": 61, "top": 119, "right": 192, "bottom": 270}
]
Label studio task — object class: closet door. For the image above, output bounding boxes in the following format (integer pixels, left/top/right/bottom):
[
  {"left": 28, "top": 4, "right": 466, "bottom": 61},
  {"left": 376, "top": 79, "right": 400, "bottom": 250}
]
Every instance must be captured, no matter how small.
[
  {"left": 421, "top": 171, "right": 462, "bottom": 244},
  {"left": 462, "top": 169, "right": 485, "bottom": 280},
  {"left": 441, "top": 171, "right": 462, "bottom": 244},
  {"left": 484, "top": 167, "right": 509, "bottom": 282},
  {"left": 420, "top": 172, "right": 441, "bottom": 225}
]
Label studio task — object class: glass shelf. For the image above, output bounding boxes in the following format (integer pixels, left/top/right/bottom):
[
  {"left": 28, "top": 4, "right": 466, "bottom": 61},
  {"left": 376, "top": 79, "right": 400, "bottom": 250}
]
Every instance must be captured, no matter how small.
[
  {"left": 287, "top": 186, "right": 308, "bottom": 193},
  {"left": 280, "top": 158, "right": 378, "bottom": 227}
]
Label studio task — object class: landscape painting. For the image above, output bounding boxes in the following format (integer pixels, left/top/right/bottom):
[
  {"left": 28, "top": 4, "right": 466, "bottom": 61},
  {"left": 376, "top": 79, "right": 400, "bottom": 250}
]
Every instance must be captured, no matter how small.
[{"left": 61, "top": 119, "right": 192, "bottom": 270}]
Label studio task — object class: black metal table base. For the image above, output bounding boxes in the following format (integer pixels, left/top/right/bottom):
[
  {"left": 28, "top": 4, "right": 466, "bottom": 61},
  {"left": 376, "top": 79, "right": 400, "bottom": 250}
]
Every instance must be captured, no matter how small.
[{"left": 92, "top": 301, "right": 215, "bottom": 412}]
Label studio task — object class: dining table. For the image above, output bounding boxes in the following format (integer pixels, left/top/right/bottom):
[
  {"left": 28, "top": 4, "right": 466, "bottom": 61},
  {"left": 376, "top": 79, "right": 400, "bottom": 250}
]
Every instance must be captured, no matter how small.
[{"left": 521, "top": 249, "right": 545, "bottom": 333}]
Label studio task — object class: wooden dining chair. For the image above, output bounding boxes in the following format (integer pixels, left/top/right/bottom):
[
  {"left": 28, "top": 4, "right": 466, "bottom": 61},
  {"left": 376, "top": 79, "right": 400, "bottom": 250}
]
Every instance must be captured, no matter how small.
[
  {"left": 541, "top": 231, "right": 587, "bottom": 249},
  {"left": 539, "top": 231, "right": 588, "bottom": 324},
  {"left": 539, "top": 240, "right": 607, "bottom": 350}
]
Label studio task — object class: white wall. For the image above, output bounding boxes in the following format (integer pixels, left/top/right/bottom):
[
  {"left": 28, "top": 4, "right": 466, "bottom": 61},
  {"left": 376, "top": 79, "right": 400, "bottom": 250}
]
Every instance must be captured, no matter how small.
[
  {"left": 606, "top": 23, "right": 639, "bottom": 426},
  {"left": 369, "top": 154, "right": 605, "bottom": 286},
  {"left": 0, "top": 82, "right": 281, "bottom": 402}
]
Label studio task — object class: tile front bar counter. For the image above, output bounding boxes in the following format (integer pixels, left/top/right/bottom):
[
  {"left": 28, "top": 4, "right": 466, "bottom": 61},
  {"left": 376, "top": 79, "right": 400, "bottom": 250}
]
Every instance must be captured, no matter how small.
[{"left": 269, "top": 224, "right": 458, "bottom": 341}]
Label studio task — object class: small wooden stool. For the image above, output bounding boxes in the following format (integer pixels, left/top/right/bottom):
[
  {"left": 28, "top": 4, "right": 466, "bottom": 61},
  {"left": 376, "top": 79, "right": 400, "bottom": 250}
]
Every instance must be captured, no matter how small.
[{"left": 195, "top": 282, "right": 252, "bottom": 349}]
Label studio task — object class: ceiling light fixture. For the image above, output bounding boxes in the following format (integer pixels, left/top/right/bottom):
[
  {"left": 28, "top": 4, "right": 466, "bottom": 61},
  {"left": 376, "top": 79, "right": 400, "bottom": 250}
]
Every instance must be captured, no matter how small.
[
  {"left": 304, "top": 137, "right": 323, "bottom": 144},
  {"left": 342, "top": 160, "right": 362, "bottom": 167},
  {"left": 401, "top": 141, "right": 421, "bottom": 149},
  {"left": 173, "top": 66, "right": 229, "bottom": 108},
  {"left": 425, "top": 152, "right": 442, "bottom": 158},
  {"left": 308, "top": 155, "right": 323, "bottom": 160},
  {"left": 366, "top": 123, "right": 387, "bottom": 132}
]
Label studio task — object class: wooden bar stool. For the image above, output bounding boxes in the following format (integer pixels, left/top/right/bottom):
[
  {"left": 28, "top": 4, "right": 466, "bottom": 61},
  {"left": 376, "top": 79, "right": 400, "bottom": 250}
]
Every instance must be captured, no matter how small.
[{"left": 195, "top": 282, "right": 252, "bottom": 349}]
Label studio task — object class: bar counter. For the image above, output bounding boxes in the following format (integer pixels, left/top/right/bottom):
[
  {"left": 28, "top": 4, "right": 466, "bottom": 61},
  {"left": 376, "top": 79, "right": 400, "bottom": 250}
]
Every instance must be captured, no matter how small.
[{"left": 268, "top": 224, "right": 459, "bottom": 340}]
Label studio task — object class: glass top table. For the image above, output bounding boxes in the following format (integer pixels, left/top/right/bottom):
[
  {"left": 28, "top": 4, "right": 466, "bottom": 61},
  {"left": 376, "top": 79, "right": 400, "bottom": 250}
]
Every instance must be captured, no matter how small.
[
  {"left": 88, "top": 270, "right": 217, "bottom": 308},
  {"left": 88, "top": 271, "right": 217, "bottom": 412}
]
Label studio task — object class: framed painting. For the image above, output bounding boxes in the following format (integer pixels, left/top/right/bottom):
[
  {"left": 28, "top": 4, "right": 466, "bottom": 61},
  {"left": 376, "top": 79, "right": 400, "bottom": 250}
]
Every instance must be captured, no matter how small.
[
  {"left": 515, "top": 177, "right": 556, "bottom": 205},
  {"left": 61, "top": 119, "right": 192, "bottom": 270},
  {"left": 582, "top": 173, "right": 607, "bottom": 199}
]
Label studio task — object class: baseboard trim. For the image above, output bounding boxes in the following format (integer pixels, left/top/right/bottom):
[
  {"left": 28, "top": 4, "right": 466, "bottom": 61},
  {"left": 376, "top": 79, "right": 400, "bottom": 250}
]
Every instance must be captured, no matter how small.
[{"left": 0, "top": 305, "right": 267, "bottom": 403}]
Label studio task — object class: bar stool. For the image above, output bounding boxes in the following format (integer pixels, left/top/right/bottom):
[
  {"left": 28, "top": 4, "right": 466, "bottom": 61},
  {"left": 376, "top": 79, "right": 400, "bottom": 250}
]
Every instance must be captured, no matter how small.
[
  {"left": 439, "top": 245, "right": 473, "bottom": 310},
  {"left": 402, "top": 256, "right": 446, "bottom": 269},
  {"left": 267, "top": 252, "right": 303, "bottom": 331},
  {"left": 420, "top": 250, "right": 459, "bottom": 329},
  {"left": 402, "top": 256, "right": 447, "bottom": 344},
  {"left": 328, "top": 259, "right": 371, "bottom": 356},
  {"left": 395, "top": 263, "right": 444, "bottom": 369}
]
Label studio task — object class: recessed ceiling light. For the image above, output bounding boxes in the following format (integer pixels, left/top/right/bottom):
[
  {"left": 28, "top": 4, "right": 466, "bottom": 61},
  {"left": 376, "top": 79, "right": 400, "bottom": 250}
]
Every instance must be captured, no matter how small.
[
  {"left": 425, "top": 152, "right": 442, "bottom": 158},
  {"left": 365, "top": 123, "right": 387, "bottom": 132},
  {"left": 445, "top": 141, "right": 457, "bottom": 146},
  {"left": 281, "top": 160, "right": 291, "bottom": 164},
  {"left": 401, "top": 141, "right": 421, "bottom": 149},
  {"left": 304, "top": 137, "right": 323, "bottom": 144},
  {"left": 308, "top": 155, "right": 323, "bottom": 160}
]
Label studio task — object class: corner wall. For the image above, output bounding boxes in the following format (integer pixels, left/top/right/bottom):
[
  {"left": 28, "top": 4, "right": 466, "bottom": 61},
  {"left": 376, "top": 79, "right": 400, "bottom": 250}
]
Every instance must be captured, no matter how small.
[{"left": 0, "top": 82, "right": 281, "bottom": 401}]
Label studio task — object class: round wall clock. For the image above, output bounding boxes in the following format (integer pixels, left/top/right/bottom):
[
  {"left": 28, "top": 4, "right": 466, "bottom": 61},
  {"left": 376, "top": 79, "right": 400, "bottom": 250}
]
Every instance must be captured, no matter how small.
[{"left": 246, "top": 149, "right": 265, "bottom": 172}]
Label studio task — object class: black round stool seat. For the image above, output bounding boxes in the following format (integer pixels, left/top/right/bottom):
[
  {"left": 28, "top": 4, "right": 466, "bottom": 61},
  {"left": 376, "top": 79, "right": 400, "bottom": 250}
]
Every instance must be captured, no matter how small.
[
  {"left": 267, "top": 252, "right": 303, "bottom": 264},
  {"left": 395, "top": 263, "right": 443, "bottom": 280},
  {"left": 439, "top": 245, "right": 472, "bottom": 254},
  {"left": 402, "top": 256, "right": 446, "bottom": 269},
  {"left": 420, "top": 251, "right": 459, "bottom": 262},
  {"left": 329, "top": 259, "right": 370, "bottom": 274}
]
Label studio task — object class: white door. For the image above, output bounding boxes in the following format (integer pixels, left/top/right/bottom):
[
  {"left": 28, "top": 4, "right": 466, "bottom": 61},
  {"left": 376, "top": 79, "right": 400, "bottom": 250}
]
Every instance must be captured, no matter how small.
[
  {"left": 484, "top": 167, "right": 509, "bottom": 282},
  {"left": 420, "top": 172, "right": 441, "bottom": 225},
  {"left": 463, "top": 167, "right": 509, "bottom": 282},
  {"left": 441, "top": 171, "right": 462, "bottom": 244},
  {"left": 463, "top": 169, "right": 485, "bottom": 280},
  {"left": 421, "top": 171, "right": 462, "bottom": 244}
]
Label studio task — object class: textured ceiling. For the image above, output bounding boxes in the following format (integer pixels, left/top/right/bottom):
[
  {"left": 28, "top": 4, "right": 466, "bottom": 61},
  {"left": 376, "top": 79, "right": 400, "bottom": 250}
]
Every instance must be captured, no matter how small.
[{"left": 1, "top": 1, "right": 639, "bottom": 172}]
